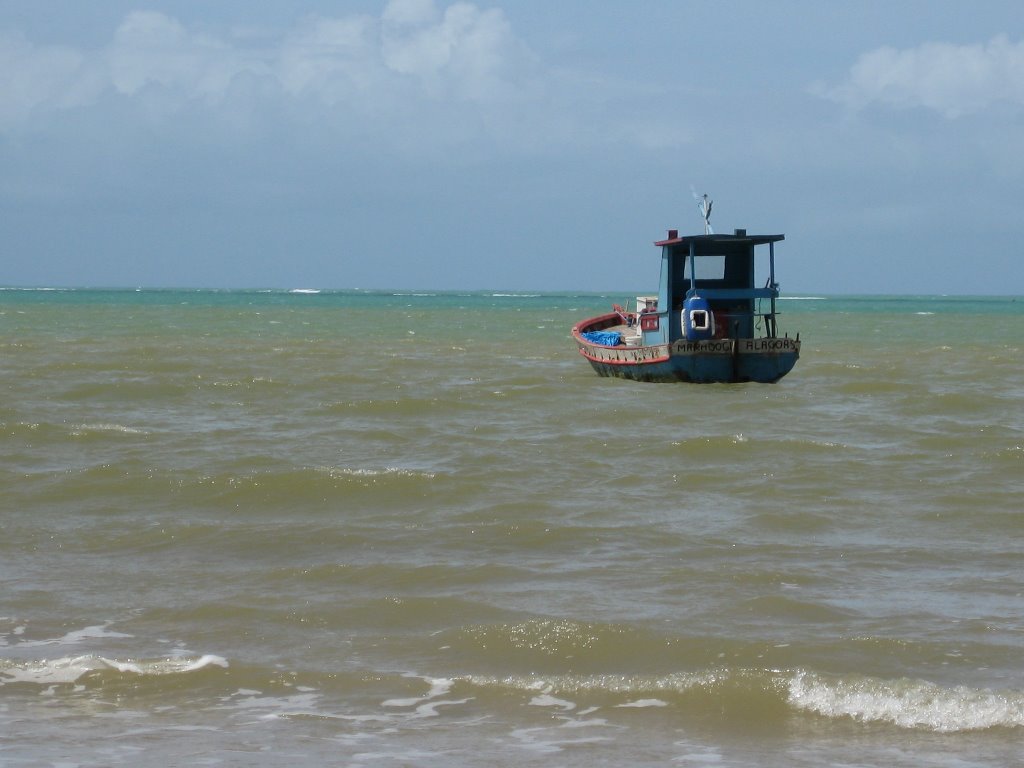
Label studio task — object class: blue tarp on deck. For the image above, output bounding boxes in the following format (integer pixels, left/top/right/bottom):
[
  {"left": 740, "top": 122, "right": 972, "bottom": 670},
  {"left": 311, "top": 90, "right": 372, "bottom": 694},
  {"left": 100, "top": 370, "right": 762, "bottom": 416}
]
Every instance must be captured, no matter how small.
[{"left": 581, "top": 330, "right": 622, "bottom": 346}]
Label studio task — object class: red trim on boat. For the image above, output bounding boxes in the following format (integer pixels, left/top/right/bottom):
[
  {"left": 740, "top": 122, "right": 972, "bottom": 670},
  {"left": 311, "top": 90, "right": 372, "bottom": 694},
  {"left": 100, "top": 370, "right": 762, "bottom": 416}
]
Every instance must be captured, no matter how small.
[{"left": 576, "top": 348, "right": 670, "bottom": 365}]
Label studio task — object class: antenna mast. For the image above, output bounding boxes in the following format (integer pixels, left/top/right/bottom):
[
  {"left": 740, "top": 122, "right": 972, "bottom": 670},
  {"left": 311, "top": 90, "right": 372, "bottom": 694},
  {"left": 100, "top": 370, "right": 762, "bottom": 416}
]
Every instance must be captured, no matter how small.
[{"left": 698, "top": 193, "right": 713, "bottom": 235}]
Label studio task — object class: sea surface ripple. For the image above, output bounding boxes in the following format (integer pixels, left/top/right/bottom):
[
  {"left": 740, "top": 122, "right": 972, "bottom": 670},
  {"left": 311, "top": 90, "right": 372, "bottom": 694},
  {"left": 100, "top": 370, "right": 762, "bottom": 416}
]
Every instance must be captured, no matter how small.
[{"left": 1, "top": 290, "right": 1022, "bottom": 766}]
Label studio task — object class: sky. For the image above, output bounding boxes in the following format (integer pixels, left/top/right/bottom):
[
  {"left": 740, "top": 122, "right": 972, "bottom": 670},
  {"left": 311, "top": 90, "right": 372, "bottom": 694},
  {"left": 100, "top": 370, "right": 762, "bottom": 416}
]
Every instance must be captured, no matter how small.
[{"left": 2, "top": 0, "right": 1023, "bottom": 294}]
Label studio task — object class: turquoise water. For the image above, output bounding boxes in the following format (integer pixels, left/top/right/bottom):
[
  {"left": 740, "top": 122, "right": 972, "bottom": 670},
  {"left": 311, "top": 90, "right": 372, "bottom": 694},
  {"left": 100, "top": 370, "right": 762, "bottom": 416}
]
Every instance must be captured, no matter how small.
[{"left": 1, "top": 289, "right": 1022, "bottom": 766}]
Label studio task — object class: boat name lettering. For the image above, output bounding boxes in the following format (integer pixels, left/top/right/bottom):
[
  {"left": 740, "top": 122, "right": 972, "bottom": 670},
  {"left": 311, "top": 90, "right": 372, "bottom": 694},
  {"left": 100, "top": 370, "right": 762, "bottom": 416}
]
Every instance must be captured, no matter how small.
[
  {"left": 741, "top": 338, "right": 799, "bottom": 353},
  {"left": 672, "top": 339, "right": 733, "bottom": 354}
]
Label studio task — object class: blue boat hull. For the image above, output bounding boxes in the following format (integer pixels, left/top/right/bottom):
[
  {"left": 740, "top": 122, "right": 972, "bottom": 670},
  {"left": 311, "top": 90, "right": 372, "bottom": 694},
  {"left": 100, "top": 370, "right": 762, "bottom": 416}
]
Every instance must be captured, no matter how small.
[
  {"left": 573, "top": 325, "right": 800, "bottom": 384},
  {"left": 583, "top": 347, "right": 799, "bottom": 383}
]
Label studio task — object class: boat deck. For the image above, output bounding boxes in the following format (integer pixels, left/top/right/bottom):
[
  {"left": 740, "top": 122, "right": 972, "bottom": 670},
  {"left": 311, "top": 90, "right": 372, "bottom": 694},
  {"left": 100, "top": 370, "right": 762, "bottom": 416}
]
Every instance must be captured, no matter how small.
[{"left": 598, "top": 320, "right": 644, "bottom": 347}]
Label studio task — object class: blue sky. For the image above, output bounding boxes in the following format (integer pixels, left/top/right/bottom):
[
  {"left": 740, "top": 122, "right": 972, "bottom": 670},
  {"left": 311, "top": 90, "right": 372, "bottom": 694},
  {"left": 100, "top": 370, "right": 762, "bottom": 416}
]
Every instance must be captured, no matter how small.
[{"left": 2, "top": 1, "right": 1022, "bottom": 293}]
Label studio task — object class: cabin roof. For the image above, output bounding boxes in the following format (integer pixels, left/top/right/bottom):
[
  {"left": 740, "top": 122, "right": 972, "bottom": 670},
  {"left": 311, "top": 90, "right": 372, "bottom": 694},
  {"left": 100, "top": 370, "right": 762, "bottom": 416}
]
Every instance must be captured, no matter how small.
[{"left": 653, "top": 231, "right": 785, "bottom": 247}]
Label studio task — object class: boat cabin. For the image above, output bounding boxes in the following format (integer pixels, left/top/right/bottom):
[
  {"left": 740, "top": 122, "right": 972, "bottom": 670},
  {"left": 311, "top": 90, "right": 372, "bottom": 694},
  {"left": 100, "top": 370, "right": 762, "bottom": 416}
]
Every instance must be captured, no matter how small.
[{"left": 641, "top": 229, "right": 785, "bottom": 346}]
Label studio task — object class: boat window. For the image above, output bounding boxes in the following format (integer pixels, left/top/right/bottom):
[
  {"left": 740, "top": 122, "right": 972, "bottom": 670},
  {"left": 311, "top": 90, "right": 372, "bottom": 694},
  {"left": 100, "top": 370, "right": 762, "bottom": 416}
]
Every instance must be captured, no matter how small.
[{"left": 686, "top": 255, "right": 726, "bottom": 280}]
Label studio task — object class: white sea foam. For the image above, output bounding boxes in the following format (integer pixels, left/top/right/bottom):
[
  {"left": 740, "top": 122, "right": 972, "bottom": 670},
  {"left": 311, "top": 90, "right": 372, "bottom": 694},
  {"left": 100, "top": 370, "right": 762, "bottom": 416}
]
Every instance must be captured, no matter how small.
[
  {"left": 467, "top": 669, "right": 1024, "bottom": 733},
  {"left": 466, "top": 671, "right": 716, "bottom": 695},
  {"left": 0, "top": 623, "right": 27, "bottom": 647},
  {"left": 226, "top": 689, "right": 322, "bottom": 717},
  {"left": 380, "top": 676, "right": 471, "bottom": 718},
  {"left": 787, "top": 670, "right": 1024, "bottom": 732},
  {"left": 530, "top": 693, "right": 576, "bottom": 711},
  {"left": 617, "top": 698, "right": 669, "bottom": 708},
  {"left": 315, "top": 466, "right": 437, "bottom": 480},
  {"left": 382, "top": 675, "right": 453, "bottom": 708},
  {"left": 71, "top": 423, "right": 148, "bottom": 435},
  {"left": 14, "top": 623, "right": 133, "bottom": 648},
  {"left": 0, "top": 654, "right": 227, "bottom": 686},
  {"left": 509, "top": 718, "right": 615, "bottom": 754}
]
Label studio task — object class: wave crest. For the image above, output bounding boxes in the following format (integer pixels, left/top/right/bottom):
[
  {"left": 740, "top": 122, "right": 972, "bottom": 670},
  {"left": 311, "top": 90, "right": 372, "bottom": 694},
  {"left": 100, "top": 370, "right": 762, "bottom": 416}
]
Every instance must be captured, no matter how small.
[
  {"left": 788, "top": 670, "right": 1024, "bottom": 732},
  {"left": 0, "top": 654, "right": 228, "bottom": 687}
]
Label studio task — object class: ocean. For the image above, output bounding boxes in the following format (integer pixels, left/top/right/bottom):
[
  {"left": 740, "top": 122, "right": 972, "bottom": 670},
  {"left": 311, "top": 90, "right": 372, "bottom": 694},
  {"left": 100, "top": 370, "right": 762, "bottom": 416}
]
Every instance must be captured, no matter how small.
[{"left": 1, "top": 288, "right": 1022, "bottom": 767}]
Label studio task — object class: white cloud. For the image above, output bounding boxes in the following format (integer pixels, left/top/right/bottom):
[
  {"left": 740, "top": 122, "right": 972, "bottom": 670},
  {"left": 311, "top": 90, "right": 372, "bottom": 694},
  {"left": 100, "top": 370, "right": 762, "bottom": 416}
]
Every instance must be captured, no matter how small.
[
  {"left": 0, "top": 2, "right": 686, "bottom": 161},
  {"left": 0, "top": 2, "right": 534, "bottom": 128},
  {"left": 277, "top": 14, "right": 382, "bottom": 100},
  {"left": 0, "top": 32, "right": 92, "bottom": 123},
  {"left": 382, "top": 0, "right": 440, "bottom": 27},
  {"left": 381, "top": 0, "right": 533, "bottom": 102},
  {"left": 108, "top": 11, "right": 265, "bottom": 99},
  {"left": 816, "top": 35, "right": 1024, "bottom": 118}
]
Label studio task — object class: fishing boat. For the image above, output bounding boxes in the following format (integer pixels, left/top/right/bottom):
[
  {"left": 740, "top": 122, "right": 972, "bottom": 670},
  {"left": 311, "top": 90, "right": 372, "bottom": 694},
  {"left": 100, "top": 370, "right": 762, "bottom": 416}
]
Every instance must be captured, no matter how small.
[{"left": 571, "top": 197, "right": 800, "bottom": 383}]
